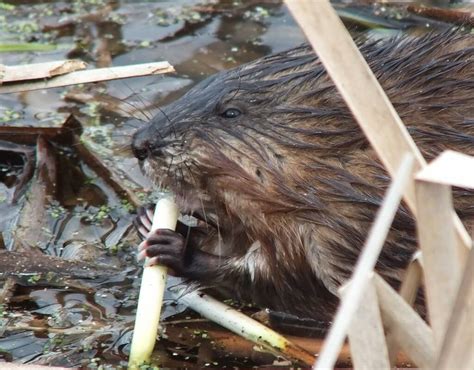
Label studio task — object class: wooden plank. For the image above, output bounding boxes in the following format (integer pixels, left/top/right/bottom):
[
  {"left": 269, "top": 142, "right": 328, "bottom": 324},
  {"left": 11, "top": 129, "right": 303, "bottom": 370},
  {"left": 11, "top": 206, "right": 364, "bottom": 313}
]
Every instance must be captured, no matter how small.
[
  {"left": 416, "top": 181, "right": 462, "bottom": 349},
  {"left": 314, "top": 154, "right": 414, "bottom": 369},
  {"left": 0, "top": 61, "right": 174, "bottom": 93},
  {"left": 284, "top": 0, "right": 470, "bottom": 256},
  {"left": 374, "top": 274, "right": 435, "bottom": 368},
  {"left": 436, "top": 247, "right": 474, "bottom": 370},
  {"left": 386, "top": 253, "right": 423, "bottom": 366},
  {"left": 346, "top": 276, "right": 390, "bottom": 370}
]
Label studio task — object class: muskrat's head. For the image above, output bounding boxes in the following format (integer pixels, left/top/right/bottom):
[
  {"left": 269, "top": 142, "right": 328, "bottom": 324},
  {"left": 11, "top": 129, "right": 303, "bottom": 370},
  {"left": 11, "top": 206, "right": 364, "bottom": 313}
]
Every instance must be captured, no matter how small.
[{"left": 131, "top": 45, "right": 363, "bottom": 229}]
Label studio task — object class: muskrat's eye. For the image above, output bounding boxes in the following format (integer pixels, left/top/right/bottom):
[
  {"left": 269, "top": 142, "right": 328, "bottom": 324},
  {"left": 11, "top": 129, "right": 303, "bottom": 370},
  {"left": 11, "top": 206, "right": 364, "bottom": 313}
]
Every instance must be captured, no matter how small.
[{"left": 221, "top": 107, "right": 241, "bottom": 119}]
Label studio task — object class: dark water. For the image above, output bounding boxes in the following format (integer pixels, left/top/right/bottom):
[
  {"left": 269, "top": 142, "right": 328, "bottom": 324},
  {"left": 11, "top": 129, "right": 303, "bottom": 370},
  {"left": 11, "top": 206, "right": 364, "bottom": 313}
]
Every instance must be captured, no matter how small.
[{"left": 0, "top": 0, "right": 472, "bottom": 368}]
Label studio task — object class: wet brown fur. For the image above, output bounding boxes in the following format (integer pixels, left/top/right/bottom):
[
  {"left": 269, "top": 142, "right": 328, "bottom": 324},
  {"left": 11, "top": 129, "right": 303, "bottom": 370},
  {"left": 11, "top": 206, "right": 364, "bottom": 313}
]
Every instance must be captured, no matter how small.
[{"left": 133, "top": 30, "right": 474, "bottom": 320}]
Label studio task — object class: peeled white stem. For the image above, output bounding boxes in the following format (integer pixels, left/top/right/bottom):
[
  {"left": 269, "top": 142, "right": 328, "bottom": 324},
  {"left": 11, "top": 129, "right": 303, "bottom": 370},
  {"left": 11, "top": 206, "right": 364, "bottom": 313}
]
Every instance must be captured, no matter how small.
[
  {"left": 171, "top": 283, "right": 315, "bottom": 365},
  {"left": 128, "top": 197, "right": 179, "bottom": 369}
]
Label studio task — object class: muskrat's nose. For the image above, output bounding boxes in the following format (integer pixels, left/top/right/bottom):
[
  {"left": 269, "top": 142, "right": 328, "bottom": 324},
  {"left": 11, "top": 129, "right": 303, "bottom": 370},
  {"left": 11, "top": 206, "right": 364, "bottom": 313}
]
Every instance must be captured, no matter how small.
[{"left": 131, "top": 129, "right": 150, "bottom": 161}]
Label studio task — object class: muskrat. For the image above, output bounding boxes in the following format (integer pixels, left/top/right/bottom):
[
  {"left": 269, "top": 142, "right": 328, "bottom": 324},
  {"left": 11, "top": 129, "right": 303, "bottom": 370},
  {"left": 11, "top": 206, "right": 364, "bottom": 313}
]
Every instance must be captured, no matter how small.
[{"left": 131, "top": 31, "right": 474, "bottom": 322}]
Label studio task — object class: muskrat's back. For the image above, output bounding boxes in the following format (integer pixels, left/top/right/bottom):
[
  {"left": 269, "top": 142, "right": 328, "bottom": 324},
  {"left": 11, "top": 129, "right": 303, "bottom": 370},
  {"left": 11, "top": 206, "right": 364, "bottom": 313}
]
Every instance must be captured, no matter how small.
[{"left": 132, "top": 31, "right": 474, "bottom": 321}]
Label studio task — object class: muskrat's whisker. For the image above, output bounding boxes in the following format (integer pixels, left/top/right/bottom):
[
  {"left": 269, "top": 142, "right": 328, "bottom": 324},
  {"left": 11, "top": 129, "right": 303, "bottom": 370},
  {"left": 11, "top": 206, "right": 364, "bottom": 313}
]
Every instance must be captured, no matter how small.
[
  {"left": 162, "top": 139, "right": 183, "bottom": 148},
  {"left": 117, "top": 80, "right": 155, "bottom": 122},
  {"left": 118, "top": 120, "right": 147, "bottom": 129},
  {"left": 115, "top": 144, "right": 134, "bottom": 156},
  {"left": 214, "top": 200, "right": 223, "bottom": 259},
  {"left": 183, "top": 217, "right": 192, "bottom": 251},
  {"left": 155, "top": 106, "right": 175, "bottom": 141},
  {"left": 177, "top": 163, "right": 185, "bottom": 184},
  {"left": 127, "top": 160, "right": 140, "bottom": 172},
  {"left": 182, "top": 160, "right": 198, "bottom": 187},
  {"left": 67, "top": 141, "right": 91, "bottom": 148},
  {"left": 156, "top": 106, "right": 172, "bottom": 125},
  {"left": 99, "top": 95, "right": 148, "bottom": 123},
  {"left": 105, "top": 101, "right": 151, "bottom": 122},
  {"left": 111, "top": 133, "right": 138, "bottom": 147},
  {"left": 111, "top": 131, "right": 140, "bottom": 139},
  {"left": 165, "top": 155, "right": 176, "bottom": 191},
  {"left": 192, "top": 173, "right": 209, "bottom": 228},
  {"left": 132, "top": 93, "right": 155, "bottom": 122}
]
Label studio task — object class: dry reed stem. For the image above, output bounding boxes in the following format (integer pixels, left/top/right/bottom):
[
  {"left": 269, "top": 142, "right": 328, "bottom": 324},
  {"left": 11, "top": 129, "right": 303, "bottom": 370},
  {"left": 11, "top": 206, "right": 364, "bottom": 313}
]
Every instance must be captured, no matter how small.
[
  {"left": 386, "top": 253, "right": 423, "bottom": 366},
  {"left": 416, "top": 151, "right": 474, "bottom": 190},
  {"left": 415, "top": 151, "right": 474, "bottom": 349},
  {"left": 345, "top": 275, "right": 390, "bottom": 370},
  {"left": 435, "top": 247, "right": 474, "bottom": 370},
  {"left": 416, "top": 181, "right": 460, "bottom": 348},
  {"left": 374, "top": 274, "right": 435, "bottom": 368},
  {"left": 398, "top": 252, "right": 424, "bottom": 304},
  {"left": 313, "top": 154, "right": 414, "bottom": 369}
]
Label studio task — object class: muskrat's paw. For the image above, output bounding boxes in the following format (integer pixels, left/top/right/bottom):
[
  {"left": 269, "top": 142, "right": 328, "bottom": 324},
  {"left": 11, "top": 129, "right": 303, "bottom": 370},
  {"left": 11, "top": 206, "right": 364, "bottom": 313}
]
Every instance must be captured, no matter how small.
[
  {"left": 134, "top": 205, "right": 155, "bottom": 240},
  {"left": 137, "top": 228, "right": 187, "bottom": 275}
]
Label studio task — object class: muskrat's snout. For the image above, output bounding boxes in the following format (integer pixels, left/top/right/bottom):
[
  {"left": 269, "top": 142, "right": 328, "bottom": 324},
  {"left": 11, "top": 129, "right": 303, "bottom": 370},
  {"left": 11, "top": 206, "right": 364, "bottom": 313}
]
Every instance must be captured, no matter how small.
[
  {"left": 132, "top": 125, "right": 166, "bottom": 161},
  {"left": 132, "top": 128, "right": 150, "bottom": 161}
]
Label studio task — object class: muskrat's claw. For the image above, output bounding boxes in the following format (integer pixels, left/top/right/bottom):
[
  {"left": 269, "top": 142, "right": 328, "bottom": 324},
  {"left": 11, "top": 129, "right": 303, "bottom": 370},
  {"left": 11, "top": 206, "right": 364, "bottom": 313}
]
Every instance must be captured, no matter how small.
[
  {"left": 134, "top": 206, "right": 219, "bottom": 278},
  {"left": 134, "top": 205, "right": 155, "bottom": 240},
  {"left": 137, "top": 228, "right": 187, "bottom": 275}
]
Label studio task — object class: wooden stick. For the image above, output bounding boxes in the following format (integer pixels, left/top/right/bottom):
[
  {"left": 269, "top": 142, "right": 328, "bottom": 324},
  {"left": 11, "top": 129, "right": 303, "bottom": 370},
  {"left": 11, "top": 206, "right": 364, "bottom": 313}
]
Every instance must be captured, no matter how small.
[
  {"left": 0, "top": 61, "right": 174, "bottom": 94},
  {"left": 0, "top": 60, "right": 87, "bottom": 83},
  {"left": 284, "top": 0, "right": 470, "bottom": 255},
  {"left": 314, "top": 154, "right": 414, "bottom": 369},
  {"left": 374, "top": 274, "right": 435, "bottom": 368},
  {"left": 345, "top": 275, "right": 390, "bottom": 370}
]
